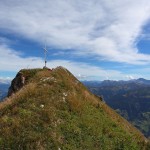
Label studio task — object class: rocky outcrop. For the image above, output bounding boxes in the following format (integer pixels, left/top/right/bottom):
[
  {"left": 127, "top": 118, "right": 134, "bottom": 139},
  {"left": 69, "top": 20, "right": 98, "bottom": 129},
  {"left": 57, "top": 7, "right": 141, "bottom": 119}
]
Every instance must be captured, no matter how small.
[{"left": 7, "top": 71, "right": 26, "bottom": 97}]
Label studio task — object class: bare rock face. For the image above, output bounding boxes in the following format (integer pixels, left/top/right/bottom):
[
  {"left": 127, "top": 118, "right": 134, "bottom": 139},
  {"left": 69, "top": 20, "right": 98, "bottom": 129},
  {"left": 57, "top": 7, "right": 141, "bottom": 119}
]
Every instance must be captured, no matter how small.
[{"left": 7, "top": 72, "right": 26, "bottom": 97}]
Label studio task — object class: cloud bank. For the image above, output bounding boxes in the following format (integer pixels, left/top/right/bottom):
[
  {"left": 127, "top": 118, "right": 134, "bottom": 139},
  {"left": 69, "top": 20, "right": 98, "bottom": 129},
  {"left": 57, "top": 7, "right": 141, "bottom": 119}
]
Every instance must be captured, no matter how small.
[
  {"left": 0, "top": 0, "right": 150, "bottom": 65},
  {"left": 0, "top": 43, "right": 139, "bottom": 80}
]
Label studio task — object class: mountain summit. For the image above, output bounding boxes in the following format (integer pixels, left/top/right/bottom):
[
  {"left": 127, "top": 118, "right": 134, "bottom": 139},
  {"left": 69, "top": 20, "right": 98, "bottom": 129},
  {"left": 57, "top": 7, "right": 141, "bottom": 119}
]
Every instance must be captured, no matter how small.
[{"left": 0, "top": 67, "right": 149, "bottom": 149}]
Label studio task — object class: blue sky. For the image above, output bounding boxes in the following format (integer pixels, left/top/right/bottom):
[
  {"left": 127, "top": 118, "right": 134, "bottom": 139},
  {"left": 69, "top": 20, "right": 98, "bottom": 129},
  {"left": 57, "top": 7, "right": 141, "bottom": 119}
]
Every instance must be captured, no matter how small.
[{"left": 0, "top": 0, "right": 150, "bottom": 81}]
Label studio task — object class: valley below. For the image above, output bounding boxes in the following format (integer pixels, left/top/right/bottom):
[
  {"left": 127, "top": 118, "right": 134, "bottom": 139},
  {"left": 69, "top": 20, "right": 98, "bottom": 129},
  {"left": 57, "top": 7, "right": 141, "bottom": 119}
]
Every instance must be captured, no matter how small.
[{"left": 83, "top": 79, "right": 150, "bottom": 138}]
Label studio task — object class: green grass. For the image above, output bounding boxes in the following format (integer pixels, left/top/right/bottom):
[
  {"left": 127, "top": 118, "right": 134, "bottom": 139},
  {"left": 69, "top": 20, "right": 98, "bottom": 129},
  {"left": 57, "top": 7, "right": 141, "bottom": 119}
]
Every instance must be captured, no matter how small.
[{"left": 0, "top": 67, "right": 149, "bottom": 149}]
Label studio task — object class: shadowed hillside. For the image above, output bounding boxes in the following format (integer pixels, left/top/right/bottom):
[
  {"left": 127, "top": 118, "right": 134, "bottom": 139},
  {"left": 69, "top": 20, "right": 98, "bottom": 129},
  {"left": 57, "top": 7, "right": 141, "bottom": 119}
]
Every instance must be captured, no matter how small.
[{"left": 0, "top": 67, "right": 149, "bottom": 149}]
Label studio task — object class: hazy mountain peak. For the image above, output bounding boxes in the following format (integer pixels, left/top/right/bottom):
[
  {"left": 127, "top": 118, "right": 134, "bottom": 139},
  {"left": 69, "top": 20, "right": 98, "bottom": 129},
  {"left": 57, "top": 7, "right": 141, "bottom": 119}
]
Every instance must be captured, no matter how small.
[{"left": 0, "top": 79, "right": 11, "bottom": 84}]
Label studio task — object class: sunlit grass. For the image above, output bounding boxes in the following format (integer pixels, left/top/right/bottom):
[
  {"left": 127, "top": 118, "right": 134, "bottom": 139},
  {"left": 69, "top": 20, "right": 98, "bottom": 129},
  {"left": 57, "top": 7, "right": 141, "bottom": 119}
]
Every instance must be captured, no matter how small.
[{"left": 0, "top": 67, "right": 149, "bottom": 149}]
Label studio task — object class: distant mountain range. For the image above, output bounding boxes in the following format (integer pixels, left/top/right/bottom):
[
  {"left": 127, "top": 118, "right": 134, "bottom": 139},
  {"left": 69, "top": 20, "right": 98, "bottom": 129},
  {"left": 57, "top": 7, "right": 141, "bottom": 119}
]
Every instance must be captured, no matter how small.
[
  {"left": 83, "top": 78, "right": 150, "bottom": 138},
  {"left": 0, "top": 81, "right": 10, "bottom": 101},
  {"left": 83, "top": 78, "right": 150, "bottom": 87}
]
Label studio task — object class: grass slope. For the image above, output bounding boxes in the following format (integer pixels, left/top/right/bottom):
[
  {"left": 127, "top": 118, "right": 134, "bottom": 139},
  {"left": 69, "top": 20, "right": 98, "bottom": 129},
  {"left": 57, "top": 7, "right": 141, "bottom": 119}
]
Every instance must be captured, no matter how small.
[{"left": 0, "top": 67, "right": 149, "bottom": 150}]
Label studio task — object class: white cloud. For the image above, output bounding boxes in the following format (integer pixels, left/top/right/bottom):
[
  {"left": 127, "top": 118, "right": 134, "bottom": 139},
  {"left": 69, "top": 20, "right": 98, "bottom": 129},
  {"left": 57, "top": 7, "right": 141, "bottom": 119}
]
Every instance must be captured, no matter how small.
[
  {"left": 0, "top": 43, "right": 134, "bottom": 80},
  {"left": 0, "top": 0, "right": 150, "bottom": 64},
  {"left": 125, "top": 75, "right": 135, "bottom": 80},
  {"left": 76, "top": 74, "right": 87, "bottom": 80},
  {"left": 0, "top": 44, "right": 43, "bottom": 71},
  {"left": 0, "top": 77, "right": 11, "bottom": 84}
]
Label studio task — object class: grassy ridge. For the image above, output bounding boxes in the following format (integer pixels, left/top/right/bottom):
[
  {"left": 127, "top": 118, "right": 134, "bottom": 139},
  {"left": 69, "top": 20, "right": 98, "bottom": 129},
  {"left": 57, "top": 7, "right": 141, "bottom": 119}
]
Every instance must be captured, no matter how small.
[{"left": 0, "top": 67, "right": 149, "bottom": 149}]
